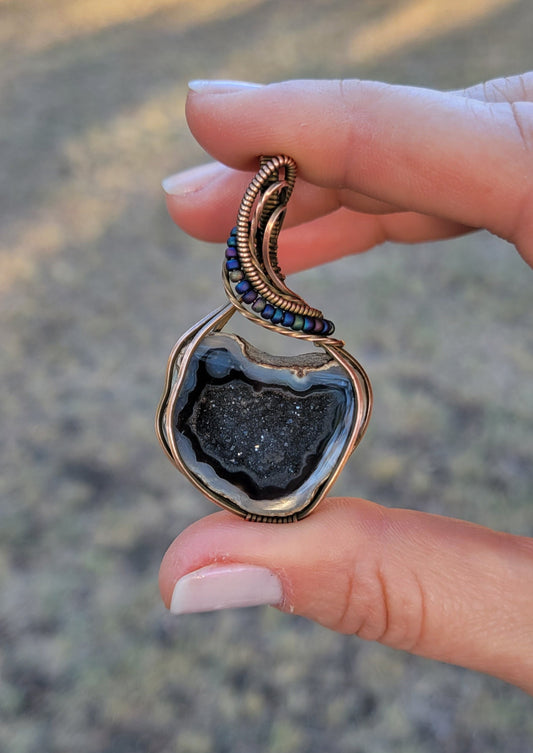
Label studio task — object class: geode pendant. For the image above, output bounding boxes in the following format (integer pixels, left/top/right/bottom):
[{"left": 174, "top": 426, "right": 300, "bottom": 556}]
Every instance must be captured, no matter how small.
[{"left": 156, "top": 156, "right": 372, "bottom": 522}]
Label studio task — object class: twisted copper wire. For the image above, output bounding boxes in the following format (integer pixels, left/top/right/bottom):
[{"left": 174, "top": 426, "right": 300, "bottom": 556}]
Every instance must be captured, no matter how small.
[{"left": 235, "top": 156, "right": 322, "bottom": 318}]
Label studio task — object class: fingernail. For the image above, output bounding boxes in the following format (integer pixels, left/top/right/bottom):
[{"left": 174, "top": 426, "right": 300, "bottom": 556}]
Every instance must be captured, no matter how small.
[
  {"left": 188, "top": 79, "right": 262, "bottom": 94},
  {"left": 162, "top": 162, "right": 220, "bottom": 197},
  {"left": 170, "top": 564, "right": 283, "bottom": 615}
]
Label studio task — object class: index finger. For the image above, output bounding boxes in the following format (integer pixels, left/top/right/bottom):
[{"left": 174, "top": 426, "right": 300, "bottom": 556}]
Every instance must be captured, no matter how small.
[{"left": 185, "top": 79, "right": 533, "bottom": 261}]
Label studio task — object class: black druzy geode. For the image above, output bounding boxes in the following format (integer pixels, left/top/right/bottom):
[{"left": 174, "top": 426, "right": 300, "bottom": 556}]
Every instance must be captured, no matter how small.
[
  {"left": 179, "top": 359, "right": 345, "bottom": 499},
  {"left": 171, "top": 333, "right": 356, "bottom": 518}
]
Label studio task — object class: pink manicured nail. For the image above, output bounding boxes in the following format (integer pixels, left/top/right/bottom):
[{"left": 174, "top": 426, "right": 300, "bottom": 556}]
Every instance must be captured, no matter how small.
[
  {"left": 188, "top": 79, "right": 262, "bottom": 94},
  {"left": 169, "top": 564, "right": 283, "bottom": 615},
  {"left": 161, "top": 162, "right": 221, "bottom": 197}
]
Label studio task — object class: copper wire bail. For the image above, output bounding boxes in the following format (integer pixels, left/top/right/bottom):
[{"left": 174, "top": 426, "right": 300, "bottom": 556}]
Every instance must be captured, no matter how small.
[{"left": 222, "top": 155, "right": 343, "bottom": 347}]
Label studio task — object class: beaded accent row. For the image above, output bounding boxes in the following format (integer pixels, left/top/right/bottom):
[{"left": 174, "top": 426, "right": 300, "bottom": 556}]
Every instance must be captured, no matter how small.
[{"left": 224, "top": 226, "right": 335, "bottom": 336}]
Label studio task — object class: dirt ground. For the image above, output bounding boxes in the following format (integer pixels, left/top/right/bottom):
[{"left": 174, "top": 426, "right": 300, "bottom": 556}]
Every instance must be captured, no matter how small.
[{"left": 1, "top": 1, "right": 533, "bottom": 751}]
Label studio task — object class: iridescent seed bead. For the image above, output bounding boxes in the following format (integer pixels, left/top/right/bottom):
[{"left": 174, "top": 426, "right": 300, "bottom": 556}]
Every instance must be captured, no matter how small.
[
  {"left": 226, "top": 259, "right": 240, "bottom": 271},
  {"left": 229, "top": 269, "right": 244, "bottom": 282},
  {"left": 225, "top": 247, "right": 238, "bottom": 259},
  {"left": 252, "top": 297, "right": 266, "bottom": 312},
  {"left": 303, "top": 316, "right": 315, "bottom": 332},
  {"left": 282, "top": 311, "right": 295, "bottom": 327},
  {"left": 325, "top": 320, "right": 335, "bottom": 335},
  {"left": 271, "top": 308, "right": 284, "bottom": 325},
  {"left": 235, "top": 280, "right": 251, "bottom": 294},
  {"left": 292, "top": 314, "right": 304, "bottom": 331},
  {"left": 261, "top": 304, "right": 275, "bottom": 319},
  {"left": 226, "top": 236, "right": 237, "bottom": 247},
  {"left": 242, "top": 289, "right": 258, "bottom": 304},
  {"left": 229, "top": 226, "right": 237, "bottom": 237},
  {"left": 321, "top": 320, "right": 330, "bottom": 335},
  {"left": 313, "top": 318, "right": 325, "bottom": 333}
]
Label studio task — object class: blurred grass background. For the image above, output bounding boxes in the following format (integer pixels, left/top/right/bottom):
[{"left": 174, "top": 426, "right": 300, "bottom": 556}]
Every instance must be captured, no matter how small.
[{"left": 1, "top": 0, "right": 533, "bottom": 751}]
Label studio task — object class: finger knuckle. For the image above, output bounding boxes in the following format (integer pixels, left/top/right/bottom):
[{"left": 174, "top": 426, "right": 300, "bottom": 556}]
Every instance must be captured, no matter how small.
[{"left": 334, "top": 557, "right": 427, "bottom": 652}]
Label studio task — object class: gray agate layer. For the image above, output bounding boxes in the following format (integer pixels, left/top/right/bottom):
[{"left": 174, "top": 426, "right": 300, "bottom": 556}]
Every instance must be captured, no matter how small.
[{"left": 172, "top": 333, "right": 356, "bottom": 518}]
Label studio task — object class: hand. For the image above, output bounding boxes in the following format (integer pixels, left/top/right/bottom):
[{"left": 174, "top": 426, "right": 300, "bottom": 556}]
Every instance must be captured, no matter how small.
[{"left": 159, "top": 74, "right": 533, "bottom": 693}]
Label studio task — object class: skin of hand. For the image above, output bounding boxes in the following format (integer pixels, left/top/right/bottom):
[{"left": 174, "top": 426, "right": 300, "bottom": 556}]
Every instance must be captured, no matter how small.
[{"left": 159, "top": 74, "right": 533, "bottom": 693}]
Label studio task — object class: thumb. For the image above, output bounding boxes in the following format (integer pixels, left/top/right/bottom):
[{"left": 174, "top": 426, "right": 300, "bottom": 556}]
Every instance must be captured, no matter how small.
[{"left": 160, "top": 498, "right": 533, "bottom": 693}]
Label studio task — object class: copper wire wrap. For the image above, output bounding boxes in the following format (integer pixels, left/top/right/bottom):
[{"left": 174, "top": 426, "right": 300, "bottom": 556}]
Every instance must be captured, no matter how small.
[
  {"left": 156, "top": 154, "right": 373, "bottom": 522},
  {"left": 223, "top": 155, "right": 343, "bottom": 347}
]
